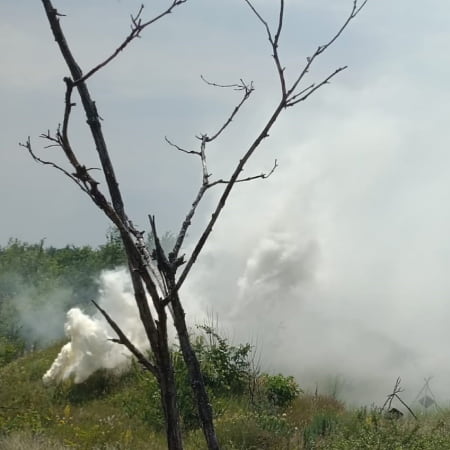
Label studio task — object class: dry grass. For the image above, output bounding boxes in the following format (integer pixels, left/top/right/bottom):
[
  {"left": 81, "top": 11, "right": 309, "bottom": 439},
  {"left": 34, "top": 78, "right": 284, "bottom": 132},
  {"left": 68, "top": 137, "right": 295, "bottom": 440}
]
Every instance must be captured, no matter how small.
[{"left": 0, "top": 431, "right": 68, "bottom": 450}]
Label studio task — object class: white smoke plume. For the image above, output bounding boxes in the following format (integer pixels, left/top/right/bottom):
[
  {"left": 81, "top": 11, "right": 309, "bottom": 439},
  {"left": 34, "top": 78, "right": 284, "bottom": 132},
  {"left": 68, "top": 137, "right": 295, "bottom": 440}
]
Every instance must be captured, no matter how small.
[
  {"left": 43, "top": 269, "right": 147, "bottom": 384},
  {"left": 43, "top": 100, "right": 450, "bottom": 408},
  {"left": 179, "top": 104, "right": 450, "bottom": 408}
]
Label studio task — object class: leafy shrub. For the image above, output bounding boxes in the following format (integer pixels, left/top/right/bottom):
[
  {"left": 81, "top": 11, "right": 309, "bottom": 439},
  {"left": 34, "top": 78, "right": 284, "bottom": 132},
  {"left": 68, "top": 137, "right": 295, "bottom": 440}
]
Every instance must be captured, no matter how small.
[
  {"left": 193, "top": 325, "right": 253, "bottom": 396},
  {"left": 261, "top": 373, "right": 301, "bottom": 408},
  {"left": 173, "top": 324, "right": 254, "bottom": 429}
]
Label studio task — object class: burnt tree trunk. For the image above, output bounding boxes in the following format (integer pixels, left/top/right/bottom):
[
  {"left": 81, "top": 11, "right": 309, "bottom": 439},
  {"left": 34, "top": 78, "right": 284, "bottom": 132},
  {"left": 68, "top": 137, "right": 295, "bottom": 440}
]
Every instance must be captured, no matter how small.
[
  {"left": 171, "top": 292, "right": 220, "bottom": 450},
  {"left": 155, "top": 309, "right": 184, "bottom": 450},
  {"left": 41, "top": 2, "right": 187, "bottom": 448}
]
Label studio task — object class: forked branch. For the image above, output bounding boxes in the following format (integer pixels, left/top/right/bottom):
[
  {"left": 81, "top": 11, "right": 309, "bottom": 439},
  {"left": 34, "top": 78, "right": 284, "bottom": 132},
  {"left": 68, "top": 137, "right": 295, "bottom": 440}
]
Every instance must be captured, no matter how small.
[
  {"left": 19, "top": 137, "right": 87, "bottom": 192},
  {"left": 243, "top": 0, "right": 286, "bottom": 96},
  {"left": 382, "top": 377, "right": 418, "bottom": 420},
  {"left": 208, "top": 159, "right": 278, "bottom": 187},
  {"left": 175, "top": 0, "right": 369, "bottom": 288},
  {"left": 286, "top": 0, "right": 367, "bottom": 101},
  {"left": 200, "top": 76, "right": 254, "bottom": 142},
  {"left": 73, "top": 1, "right": 188, "bottom": 85},
  {"left": 244, "top": 0, "right": 367, "bottom": 106}
]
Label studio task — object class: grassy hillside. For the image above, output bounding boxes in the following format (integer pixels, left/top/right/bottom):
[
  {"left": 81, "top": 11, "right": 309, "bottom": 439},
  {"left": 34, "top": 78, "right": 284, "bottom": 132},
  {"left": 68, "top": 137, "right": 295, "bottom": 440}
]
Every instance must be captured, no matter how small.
[
  {"left": 2, "top": 238, "right": 450, "bottom": 449},
  {"left": 2, "top": 345, "right": 450, "bottom": 449}
]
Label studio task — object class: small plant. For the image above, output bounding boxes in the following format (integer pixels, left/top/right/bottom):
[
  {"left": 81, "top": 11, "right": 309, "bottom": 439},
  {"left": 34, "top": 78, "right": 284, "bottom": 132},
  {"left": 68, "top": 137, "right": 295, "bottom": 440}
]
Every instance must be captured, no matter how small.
[
  {"left": 303, "top": 413, "right": 337, "bottom": 449},
  {"left": 261, "top": 374, "right": 301, "bottom": 409},
  {"left": 0, "top": 336, "right": 25, "bottom": 368},
  {"left": 116, "top": 363, "right": 165, "bottom": 431}
]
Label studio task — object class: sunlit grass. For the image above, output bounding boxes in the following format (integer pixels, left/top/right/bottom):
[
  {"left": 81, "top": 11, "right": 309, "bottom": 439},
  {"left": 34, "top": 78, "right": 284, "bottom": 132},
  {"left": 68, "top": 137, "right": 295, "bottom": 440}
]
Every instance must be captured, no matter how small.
[{"left": 3, "top": 345, "right": 450, "bottom": 449}]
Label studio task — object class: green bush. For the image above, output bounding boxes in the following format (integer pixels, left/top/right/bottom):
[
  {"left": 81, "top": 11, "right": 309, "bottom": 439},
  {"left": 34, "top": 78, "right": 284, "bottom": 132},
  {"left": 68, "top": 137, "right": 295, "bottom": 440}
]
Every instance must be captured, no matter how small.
[
  {"left": 261, "top": 373, "right": 301, "bottom": 408},
  {"left": 173, "top": 324, "right": 254, "bottom": 429},
  {"left": 193, "top": 325, "right": 253, "bottom": 396}
]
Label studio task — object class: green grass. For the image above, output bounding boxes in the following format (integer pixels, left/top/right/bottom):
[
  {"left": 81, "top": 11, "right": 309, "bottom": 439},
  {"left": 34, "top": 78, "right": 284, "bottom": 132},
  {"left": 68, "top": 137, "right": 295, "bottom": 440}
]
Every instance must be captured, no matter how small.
[{"left": 2, "top": 346, "right": 450, "bottom": 449}]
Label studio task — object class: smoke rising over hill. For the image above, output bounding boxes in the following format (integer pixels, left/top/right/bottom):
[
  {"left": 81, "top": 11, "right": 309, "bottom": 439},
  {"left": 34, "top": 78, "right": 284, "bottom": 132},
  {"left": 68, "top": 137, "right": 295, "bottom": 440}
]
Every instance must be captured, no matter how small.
[
  {"left": 44, "top": 270, "right": 147, "bottom": 384},
  {"left": 42, "top": 89, "right": 450, "bottom": 408}
]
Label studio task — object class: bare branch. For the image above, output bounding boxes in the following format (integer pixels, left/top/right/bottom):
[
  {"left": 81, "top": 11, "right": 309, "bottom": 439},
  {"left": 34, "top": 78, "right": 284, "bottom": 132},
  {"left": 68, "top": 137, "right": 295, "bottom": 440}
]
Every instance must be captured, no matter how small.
[
  {"left": 171, "top": 183, "right": 208, "bottom": 262},
  {"left": 243, "top": 0, "right": 273, "bottom": 42},
  {"left": 176, "top": 100, "right": 286, "bottom": 289},
  {"left": 61, "top": 77, "right": 75, "bottom": 143},
  {"left": 165, "top": 136, "right": 201, "bottom": 156},
  {"left": 286, "top": 66, "right": 347, "bottom": 107},
  {"left": 273, "top": 0, "right": 284, "bottom": 46},
  {"left": 170, "top": 135, "right": 211, "bottom": 260},
  {"left": 200, "top": 75, "right": 249, "bottom": 91},
  {"left": 92, "top": 299, "right": 159, "bottom": 378},
  {"left": 205, "top": 79, "right": 254, "bottom": 142},
  {"left": 284, "top": 83, "right": 315, "bottom": 104},
  {"left": 73, "top": 1, "right": 188, "bottom": 85},
  {"left": 198, "top": 135, "right": 209, "bottom": 184},
  {"left": 287, "top": 0, "right": 368, "bottom": 99},
  {"left": 397, "top": 395, "right": 418, "bottom": 421},
  {"left": 315, "top": 0, "right": 368, "bottom": 57},
  {"left": 19, "top": 137, "right": 88, "bottom": 192},
  {"left": 382, "top": 377, "right": 418, "bottom": 420},
  {"left": 25, "top": 139, "right": 121, "bottom": 233},
  {"left": 272, "top": 0, "right": 286, "bottom": 97},
  {"left": 208, "top": 159, "right": 278, "bottom": 187},
  {"left": 244, "top": 0, "right": 286, "bottom": 97},
  {"left": 149, "top": 215, "right": 172, "bottom": 281}
]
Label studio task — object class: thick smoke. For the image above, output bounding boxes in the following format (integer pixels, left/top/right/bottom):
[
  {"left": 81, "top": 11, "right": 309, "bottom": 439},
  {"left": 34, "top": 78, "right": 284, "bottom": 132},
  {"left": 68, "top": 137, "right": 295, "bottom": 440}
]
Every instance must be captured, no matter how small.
[
  {"left": 43, "top": 269, "right": 146, "bottom": 384},
  {"left": 44, "top": 107, "right": 450, "bottom": 408},
  {"left": 179, "top": 106, "right": 450, "bottom": 408}
]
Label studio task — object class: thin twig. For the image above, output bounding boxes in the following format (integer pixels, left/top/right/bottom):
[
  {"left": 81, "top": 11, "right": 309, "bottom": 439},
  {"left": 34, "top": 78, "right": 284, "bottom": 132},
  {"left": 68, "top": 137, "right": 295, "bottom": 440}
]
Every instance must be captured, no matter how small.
[
  {"left": 206, "top": 79, "right": 254, "bottom": 142},
  {"left": 287, "top": 0, "right": 367, "bottom": 99},
  {"left": 286, "top": 66, "right": 347, "bottom": 107},
  {"left": 73, "top": 1, "right": 188, "bottom": 85},
  {"left": 200, "top": 75, "right": 250, "bottom": 91},
  {"left": 19, "top": 137, "right": 88, "bottom": 193},
  {"left": 165, "top": 136, "right": 200, "bottom": 156},
  {"left": 243, "top": 0, "right": 272, "bottom": 42},
  {"left": 208, "top": 159, "right": 278, "bottom": 187},
  {"left": 243, "top": 0, "right": 286, "bottom": 97}
]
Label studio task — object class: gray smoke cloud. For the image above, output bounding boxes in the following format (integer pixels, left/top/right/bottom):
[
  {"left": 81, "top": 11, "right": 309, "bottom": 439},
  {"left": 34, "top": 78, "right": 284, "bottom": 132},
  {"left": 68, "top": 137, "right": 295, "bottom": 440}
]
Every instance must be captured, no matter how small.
[
  {"left": 178, "top": 101, "right": 450, "bottom": 408},
  {"left": 0, "top": 273, "right": 75, "bottom": 348}
]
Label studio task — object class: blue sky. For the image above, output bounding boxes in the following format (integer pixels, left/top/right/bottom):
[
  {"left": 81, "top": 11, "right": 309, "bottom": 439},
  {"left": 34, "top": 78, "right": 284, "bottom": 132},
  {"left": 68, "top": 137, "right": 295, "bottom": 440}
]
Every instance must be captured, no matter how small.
[{"left": 3, "top": 0, "right": 450, "bottom": 403}]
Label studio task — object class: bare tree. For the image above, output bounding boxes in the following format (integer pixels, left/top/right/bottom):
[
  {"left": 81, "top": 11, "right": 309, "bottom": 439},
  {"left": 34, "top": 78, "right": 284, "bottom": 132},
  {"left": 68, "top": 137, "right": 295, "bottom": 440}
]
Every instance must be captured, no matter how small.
[{"left": 22, "top": 1, "right": 368, "bottom": 448}]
